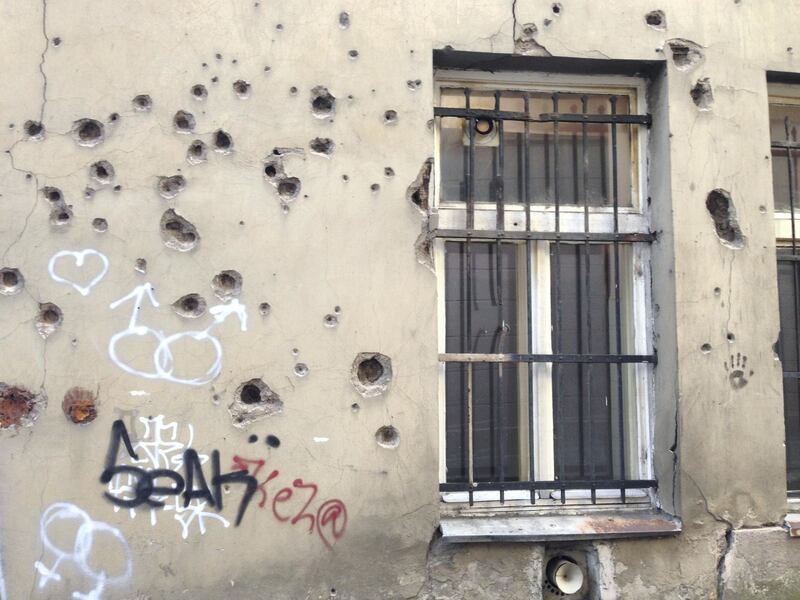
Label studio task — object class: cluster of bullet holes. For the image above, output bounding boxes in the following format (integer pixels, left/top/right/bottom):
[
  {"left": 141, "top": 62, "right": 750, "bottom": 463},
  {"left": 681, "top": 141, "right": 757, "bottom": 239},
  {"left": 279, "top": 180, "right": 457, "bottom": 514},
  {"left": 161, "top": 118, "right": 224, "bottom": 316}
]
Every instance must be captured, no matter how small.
[
  {"left": 338, "top": 11, "right": 350, "bottom": 29},
  {"left": 258, "top": 302, "right": 271, "bottom": 316},
  {"left": 214, "top": 129, "right": 233, "bottom": 154},
  {"left": 160, "top": 209, "right": 200, "bottom": 252},
  {"left": 690, "top": 78, "right": 714, "bottom": 110},
  {"left": 323, "top": 306, "right": 341, "bottom": 328},
  {"left": 375, "top": 425, "right": 400, "bottom": 449},
  {"left": 263, "top": 155, "right": 302, "bottom": 211},
  {"left": 706, "top": 189, "right": 745, "bottom": 249},
  {"left": 212, "top": 270, "right": 242, "bottom": 301},
  {"left": 90, "top": 160, "right": 115, "bottom": 185},
  {"left": 383, "top": 110, "right": 398, "bottom": 125},
  {"left": 645, "top": 10, "right": 666, "bottom": 30},
  {"left": 62, "top": 387, "right": 97, "bottom": 425},
  {"left": 407, "top": 157, "right": 433, "bottom": 213},
  {"left": 187, "top": 140, "right": 209, "bottom": 164},
  {"left": 134, "top": 258, "right": 147, "bottom": 274},
  {"left": 667, "top": 39, "right": 704, "bottom": 70},
  {"left": 0, "top": 383, "right": 46, "bottom": 430},
  {"left": 132, "top": 94, "right": 153, "bottom": 111},
  {"left": 233, "top": 80, "right": 251, "bottom": 98},
  {"left": 172, "top": 293, "right": 207, "bottom": 318},
  {"left": 43, "top": 186, "right": 73, "bottom": 228},
  {"left": 72, "top": 118, "right": 104, "bottom": 147},
  {"left": 158, "top": 175, "right": 186, "bottom": 199},
  {"left": 229, "top": 378, "right": 283, "bottom": 428},
  {"left": 24, "top": 119, "right": 44, "bottom": 140},
  {"left": 247, "top": 433, "right": 281, "bottom": 448},
  {"left": 311, "top": 86, "right": 336, "bottom": 119},
  {"left": 309, "top": 137, "right": 335, "bottom": 156},
  {"left": 351, "top": 353, "right": 393, "bottom": 398},
  {"left": 0, "top": 268, "right": 24, "bottom": 296},
  {"left": 35, "top": 302, "right": 63, "bottom": 339},
  {"left": 191, "top": 84, "right": 208, "bottom": 101},
  {"left": 92, "top": 218, "right": 108, "bottom": 233},
  {"left": 173, "top": 110, "right": 196, "bottom": 133}
]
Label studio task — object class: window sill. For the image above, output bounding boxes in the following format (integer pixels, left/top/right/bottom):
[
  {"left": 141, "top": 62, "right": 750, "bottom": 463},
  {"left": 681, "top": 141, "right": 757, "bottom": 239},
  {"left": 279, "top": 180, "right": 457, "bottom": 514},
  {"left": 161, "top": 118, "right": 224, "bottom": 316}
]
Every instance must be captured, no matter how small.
[{"left": 439, "top": 508, "right": 681, "bottom": 543}]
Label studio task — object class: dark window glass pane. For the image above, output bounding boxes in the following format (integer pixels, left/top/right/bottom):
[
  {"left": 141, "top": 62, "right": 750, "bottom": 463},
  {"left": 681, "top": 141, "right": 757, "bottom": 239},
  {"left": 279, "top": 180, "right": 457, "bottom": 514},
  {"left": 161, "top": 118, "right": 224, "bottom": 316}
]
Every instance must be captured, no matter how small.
[
  {"left": 444, "top": 241, "right": 520, "bottom": 483},
  {"left": 777, "top": 252, "right": 800, "bottom": 490}
]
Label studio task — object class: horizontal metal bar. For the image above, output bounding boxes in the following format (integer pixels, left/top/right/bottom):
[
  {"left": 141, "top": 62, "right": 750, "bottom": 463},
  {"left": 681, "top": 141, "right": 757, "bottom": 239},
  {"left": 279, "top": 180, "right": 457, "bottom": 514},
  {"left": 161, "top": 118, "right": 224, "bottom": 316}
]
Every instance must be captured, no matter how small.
[
  {"left": 777, "top": 254, "right": 800, "bottom": 262},
  {"left": 538, "top": 112, "right": 652, "bottom": 126},
  {"left": 434, "top": 107, "right": 652, "bottom": 126},
  {"left": 440, "top": 480, "right": 658, "bottom": 492},
  {"left": 440, "top": 353, "right": 656, "bottom": 364},
  {"left": 782, "top": 372, "right": 800, "bottom": 379},
  {"left": 433, "top": 228, "right": 655, "bottom": 243},
  {"left": 772, "top": 141, "right": 800, "bottom": 151}
]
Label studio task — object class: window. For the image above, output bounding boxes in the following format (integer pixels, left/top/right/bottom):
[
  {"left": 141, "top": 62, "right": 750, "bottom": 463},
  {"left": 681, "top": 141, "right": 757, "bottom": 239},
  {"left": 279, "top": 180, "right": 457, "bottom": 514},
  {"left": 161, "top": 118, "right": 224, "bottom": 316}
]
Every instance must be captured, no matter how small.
[
  {"left": 769, "top": 88, "right": 800, "bottom": 495},
  {"left": 433, "top": 72, "right": 656, "bottom": 507}
]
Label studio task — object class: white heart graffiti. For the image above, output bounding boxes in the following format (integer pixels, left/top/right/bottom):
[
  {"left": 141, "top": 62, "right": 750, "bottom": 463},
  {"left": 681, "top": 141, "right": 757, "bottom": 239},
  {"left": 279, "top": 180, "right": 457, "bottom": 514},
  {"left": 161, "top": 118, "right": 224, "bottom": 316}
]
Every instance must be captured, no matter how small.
[{"left": 48, "top": 249, "right": 110, "bottom": 296}]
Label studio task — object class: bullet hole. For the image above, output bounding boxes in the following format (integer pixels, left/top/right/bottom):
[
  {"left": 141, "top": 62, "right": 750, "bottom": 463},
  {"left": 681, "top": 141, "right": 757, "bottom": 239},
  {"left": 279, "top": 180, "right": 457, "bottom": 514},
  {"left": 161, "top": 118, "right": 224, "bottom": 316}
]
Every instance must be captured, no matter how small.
[
  {"left": 0, "top": 268, "right": 24, "bottom": 296},
  {"left": 264, "top": 65, "right": 271, "bottom": 72},
  {"left": 351, "top": 403, "right": 360, "bottom": 412},
  {"left": 132, "top": 94, "right": 152, "bottom": 111},
  {"left": 706, "top": 189, "right": 745, "bottom": 249},
  {"left": 276, "top": 23, "right": 283, "bottom": 31},
  {"left": 259, "top": 302, "right": 271, "bottom": 316},
  {"left": 311, "top": 86, "right": 336, "bottom": 119},
  {"left": 338, "top": 11, "right": 350, "bottom": 29},
  {"left": 62, "top": 387, "right": 97, "bottom": 425},
  {"left": 551, "top": 2, "right": 562, "bottom": 14},
  {"left": 375, "top": 425, "right": 400, "bottom": 449},
  {"left": 172, "top": 293, "right": 207, "bottom": 318},
  {"left": 232, "top": 59, "right": 238, "bottom": 64},
  {"left": 713, "top": 286, "right": 721, "bottom": 296},
  {"left": 701, "top": 343, "right": 712, "bottom": 354},
  {"left": 263, "top": 158, "right": 285, "bottom": 182},
  {"left": 277, "top": 177, "right": 301, "bottom": 200},
  {"left": 113, "top": 185, "right": 122, "bottom": 192},
  {"left": 191, "top": 84, "right": 208, "bottom": 100},
  {"left": 215, "top": 52, "right": 223, "bottom": 60},
  {"left": 342, "top": 174, "right": 349, "bottom": 182},
  {"left": 727, "top": 332, "right": 736, "bottom": 343},
  {"left": 384, "top": 167, "right": 395, "bottom": 178},
  {"left": 213, "top": 129, "right": 233, "bottom": 153},
  {"left": 50, "top": 205, "right": 73, "bottom": 228},
  {"left": 90, "top": 160, "right": 115, "bottom": 184},
  {"left": 645, "top": 10, "right": 666, "bottom": 30},
  {"left": 0, "top": 383, "right": 46, "bottom": 429},
  {"left": 323, "top": 313, "right": 338, "bottom": 328},
  {"left": 233, "top": 80, "right": 251, "bottom": 98},
  {"left": 266, "top": 434, "right": 280, "bottom": 448},
  {"left": 290, "top": 86, "right": 298, "bottom": 95},
  {"left": 108, "top": 113, "right": 120, "bottom": 123},
  {"left": 407, "top": 80, "right": 422, "bottom": 91},
  {"left": 309, "top": 137, "right": 335, "bottom": 156},
  {"left": 667, "top": 39, "right": 704, "bottom": 70},
  {"left": 173, "top": 110, "right": 196, "bottom": 133},
  {"left": 212, "top": 269, "right": 243, "bottom": 301},
  {"left": 383, "top": 110, "right": 398, "bottom": 125},
  {"left": 187, "top": 139, "right": 209, "bottom": 164},
  {"left": 370, "top": 183, "right": 380, "bottom": 193},
  {"left": 543, "top": 18, "right": 553, "bottom": 27},
  {"left": 83, "top": 187, "right": 95, "bottom": 200},
  {"left": 690, "top": 78, "right": 714, "bottom": 110},
  {"left": 42, "top": 186, "right": 63, "bottom": 203},
  {"left": 52, "top": 36, "right": 62, "bottom": 46},
  {"left": 229, "top": 378, "right": 283, "bottom": 428},
  {"left": 248, "top": 434, "right": 258, "bottom": 443},
  {"left": 24, "top": 120, "right": 44, "bottom": 140},
  {"left": 160, "top": 209, "right": 200, "bottom": 252},
  {"left": 72, "top": 118, "right": 104, "bottom": 147},
  {"left": 348, "top": 49, "right": 359, "bottom": 60},
  {"left": 35, "top": 302, "right": 63, "bottom": 338},
  {"left": 211, "top": 76, "right": 219, "bottom": 84},
  {"left": 759, "top": 205, "right": 767, "bottom": 214},
  {"left": 515, "top": 22, "right": 551, "bottom": 56},
  {"left": 157, "top": 175, "right": 186, "bottom": 199},
  {"left": 92, "top": 217, "right": 108, "bottom": 233},
  {"left": 294, "top": 363, "right": 309, "bottom": 377},
  {"left": 407, "top": 157, "right": 433, "bottom": 213},
  {"left": 334, "top": 305, "right": 341, "bottom": 313},
  {"left": 351, "top": 352, "right": 393, "bottom": 398},
  {"left": 134, "top": 258, "right": 147, "bottom": 274}
]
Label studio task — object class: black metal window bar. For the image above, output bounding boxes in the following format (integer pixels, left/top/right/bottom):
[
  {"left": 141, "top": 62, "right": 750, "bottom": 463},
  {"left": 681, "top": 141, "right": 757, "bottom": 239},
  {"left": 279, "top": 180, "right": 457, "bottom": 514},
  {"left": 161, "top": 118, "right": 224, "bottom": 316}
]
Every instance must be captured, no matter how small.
[
  {"left": 771, "top": 105, "right": 800, "bottom": 495},
  {"left": 435, "top": 87, "right": 658, "bottom": 506}
]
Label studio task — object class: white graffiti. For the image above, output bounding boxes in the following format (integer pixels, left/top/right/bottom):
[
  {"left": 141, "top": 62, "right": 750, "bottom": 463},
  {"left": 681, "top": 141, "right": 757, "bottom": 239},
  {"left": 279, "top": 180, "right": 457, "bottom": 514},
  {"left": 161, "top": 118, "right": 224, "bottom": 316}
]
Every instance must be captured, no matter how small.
[
  {"left": 106, "top": 415, "right": 230, "bottom": 539},
  {"left": 48, "top": 249, "right": 109, "bottom": 296},
  {"left": 34, "top": 502, "right": 132, "bottom": 600},
  {"left": 108, "top": 282, "right": 247, "bottom": 386}
]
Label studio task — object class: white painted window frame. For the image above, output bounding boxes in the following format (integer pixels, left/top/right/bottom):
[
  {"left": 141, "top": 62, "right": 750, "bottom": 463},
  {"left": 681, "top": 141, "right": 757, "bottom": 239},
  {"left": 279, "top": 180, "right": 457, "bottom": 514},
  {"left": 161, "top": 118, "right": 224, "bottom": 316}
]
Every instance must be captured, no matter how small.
[{"left": 433, "top": 70, "right": 655, "bottom": 507}]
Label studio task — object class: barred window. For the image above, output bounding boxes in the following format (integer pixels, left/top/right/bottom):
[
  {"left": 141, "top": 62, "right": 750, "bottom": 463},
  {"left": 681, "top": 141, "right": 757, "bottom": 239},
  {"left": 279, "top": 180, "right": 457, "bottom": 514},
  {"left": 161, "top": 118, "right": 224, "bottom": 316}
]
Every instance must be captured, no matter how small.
[{"left": 434, "top": 72, "right": 656, "bottom": 506}]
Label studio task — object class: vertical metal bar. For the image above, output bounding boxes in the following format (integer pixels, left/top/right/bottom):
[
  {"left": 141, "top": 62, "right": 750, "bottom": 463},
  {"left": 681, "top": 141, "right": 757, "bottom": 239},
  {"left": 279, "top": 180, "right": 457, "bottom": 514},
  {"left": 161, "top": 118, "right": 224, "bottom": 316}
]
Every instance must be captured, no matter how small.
[
  {"left": 467, "top": 362, "right": 474, "bottom": 506},
  {"left": 494, "top": 90, "right": 506, "bottom": 503},
  {"left": 524, "top": 94, "right": 531, "bottom": 232},
  {"left": 524, "top": 95, "right": 535, "bottom": 504},
  {"left": 496, "top": 91, "right": 505, "bottom": 231},
  {"left": 785, "top": 117, "right": 797, "bottom": 256},
  {"left": 552, "top": 92, "right": 565, "bottom": 483},
  {"left": 459, "top": 243, "right": 469, "bottom": 483},
  {"left": 610, "top": 96, "right": 627, "bottom": 501},
  {"left": 784, "top": 118, "right": 800, "bottom": 428},
  {"left": 581, "top": 95, "right": 595, "bottom": 492},
  {"left": 465, "top": 89, "right": 475, "bottom": 230}
]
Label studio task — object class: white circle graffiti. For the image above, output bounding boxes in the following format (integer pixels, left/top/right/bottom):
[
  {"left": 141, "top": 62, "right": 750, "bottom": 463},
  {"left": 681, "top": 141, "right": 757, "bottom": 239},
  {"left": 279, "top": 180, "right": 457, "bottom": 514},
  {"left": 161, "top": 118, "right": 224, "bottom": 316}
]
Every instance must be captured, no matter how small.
[{"left": 108, "top": 283, "right": 247, "bottom": 386}]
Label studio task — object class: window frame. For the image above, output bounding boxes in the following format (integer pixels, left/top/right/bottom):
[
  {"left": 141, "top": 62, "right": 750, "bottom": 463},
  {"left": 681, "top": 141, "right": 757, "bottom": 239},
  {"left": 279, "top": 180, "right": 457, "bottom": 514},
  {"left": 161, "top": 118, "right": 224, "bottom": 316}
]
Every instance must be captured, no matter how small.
[{"left": 433, "top": 70, "right": 657, "bottom": 509}]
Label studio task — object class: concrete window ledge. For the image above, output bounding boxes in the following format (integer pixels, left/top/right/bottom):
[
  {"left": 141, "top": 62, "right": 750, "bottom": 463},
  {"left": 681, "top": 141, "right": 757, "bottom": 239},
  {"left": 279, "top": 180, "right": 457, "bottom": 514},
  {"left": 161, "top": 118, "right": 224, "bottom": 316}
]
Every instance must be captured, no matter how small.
[{"left": 440, "top": 510, "right": 682, "bottom": 543}]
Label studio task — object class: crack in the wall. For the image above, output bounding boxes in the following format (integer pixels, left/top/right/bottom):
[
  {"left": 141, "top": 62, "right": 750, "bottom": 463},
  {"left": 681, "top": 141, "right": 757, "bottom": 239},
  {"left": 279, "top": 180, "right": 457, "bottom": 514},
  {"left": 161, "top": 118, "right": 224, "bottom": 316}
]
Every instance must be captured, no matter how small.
[
  {"left": 38, "top": 0, "right": 49, "bottom": 122},
  {"left": 716, "top": 527, "right": 734, "bottom": 600},
  {"left": 511, "top": 0, "right": 518, "bottom": 40}
]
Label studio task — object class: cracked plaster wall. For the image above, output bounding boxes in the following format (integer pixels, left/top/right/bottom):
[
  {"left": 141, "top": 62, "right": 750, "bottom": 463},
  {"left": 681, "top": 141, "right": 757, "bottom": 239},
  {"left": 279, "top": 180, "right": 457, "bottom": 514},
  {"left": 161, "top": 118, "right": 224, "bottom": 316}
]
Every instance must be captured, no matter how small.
[{"left": 0, "top": 0, "right": 799, "bottom": 598}]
